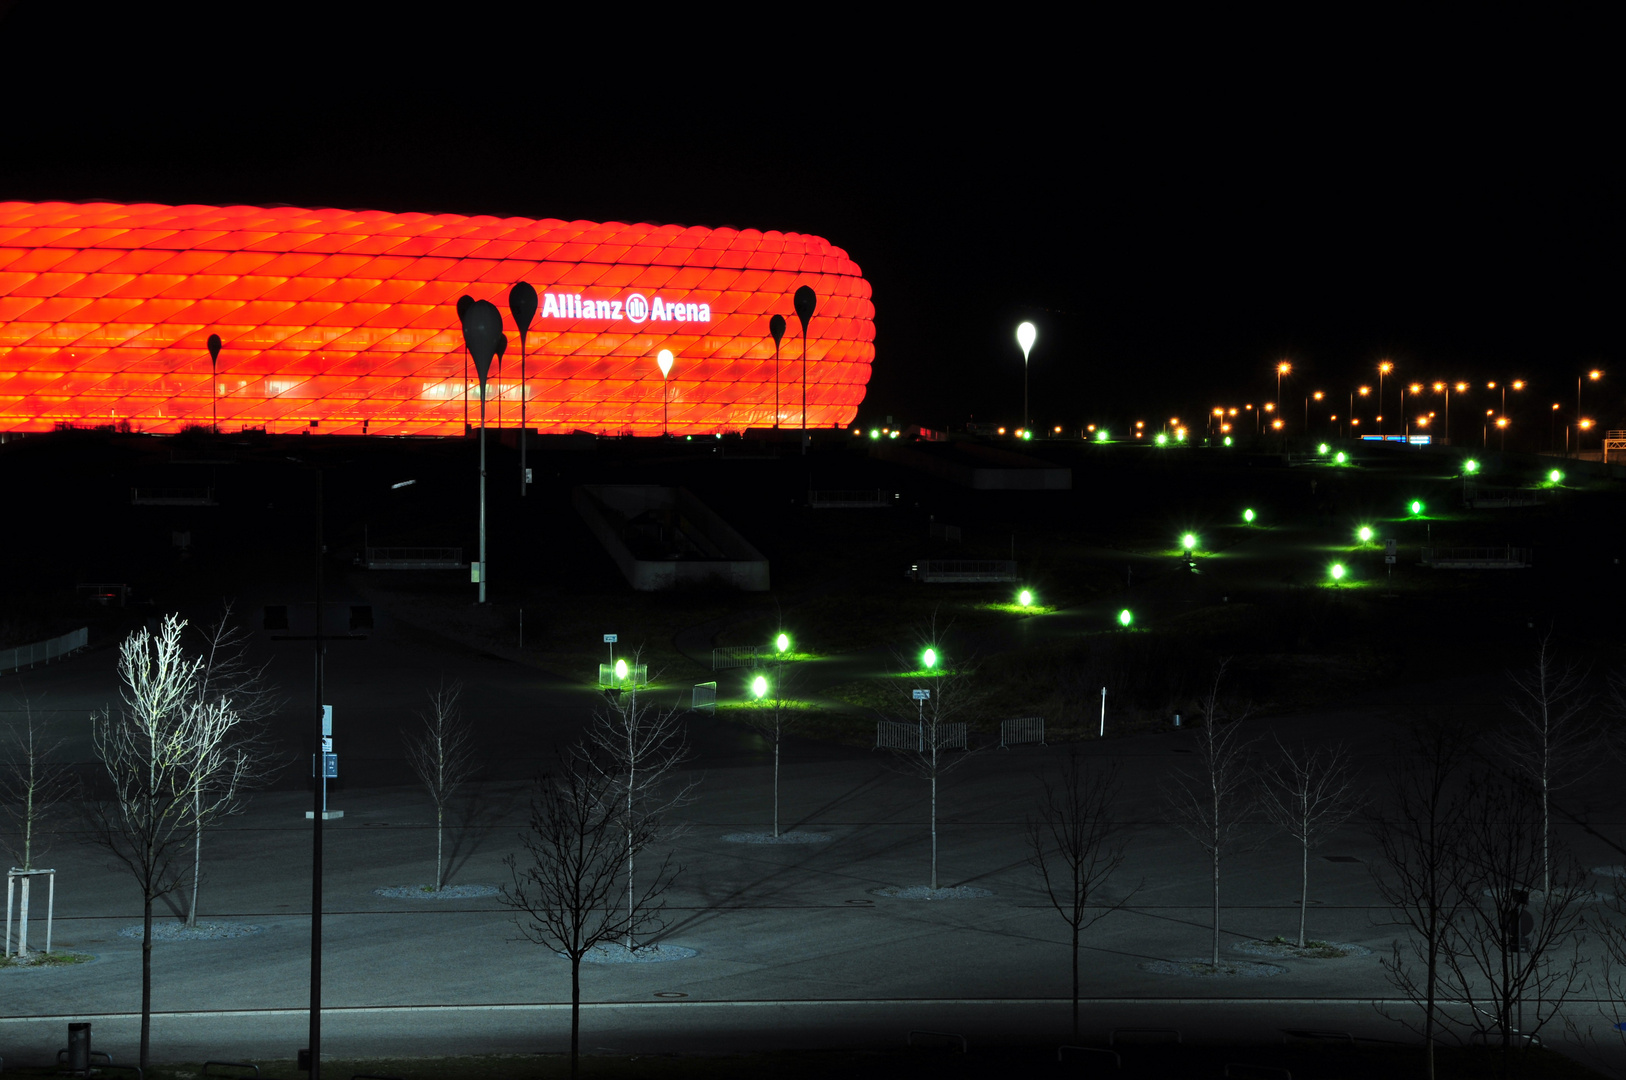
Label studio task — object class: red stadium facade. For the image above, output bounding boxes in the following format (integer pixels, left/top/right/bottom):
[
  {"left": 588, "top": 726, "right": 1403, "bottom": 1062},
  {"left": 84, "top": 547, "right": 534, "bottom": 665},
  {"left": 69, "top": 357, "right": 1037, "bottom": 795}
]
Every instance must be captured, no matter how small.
[{"left": 0, "top": 202, "right": 874, "bottom": 436}]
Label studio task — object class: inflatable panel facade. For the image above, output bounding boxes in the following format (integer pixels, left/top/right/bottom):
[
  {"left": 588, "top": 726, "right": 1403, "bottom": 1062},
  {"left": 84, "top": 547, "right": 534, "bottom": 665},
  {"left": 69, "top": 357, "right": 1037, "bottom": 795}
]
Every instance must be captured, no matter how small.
[{"left": 0, "top": 201, "right": 873, "bottom": 435}]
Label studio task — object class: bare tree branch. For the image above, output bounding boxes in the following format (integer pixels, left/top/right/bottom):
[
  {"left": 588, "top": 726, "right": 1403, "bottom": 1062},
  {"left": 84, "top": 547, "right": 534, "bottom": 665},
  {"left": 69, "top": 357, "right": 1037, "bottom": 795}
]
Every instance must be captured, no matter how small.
[
  {"left": 1, "top": 697, "right": 76, "bottom": 872},
  {"left": 882, "top": 614, "right": 981, "bottom": 892},
  {"left": 499, "top": 746, "right": 678, "bottom": 1080},
  {"left": 580, "top": 650, "right": 697, "bottom": 950},
  {"left": 1027, "top": 751, "right": 1135, "bottom": 1040},
  {"left": 1370, "top": 717, "right": 1479, "bottom": 1080},
  {"left": 1259, "top": 736, "right": 1364, "bottom": 946},
  {"left": 1493, "top": 630, "right": 1600, "bottom": 894},
  {"left": 1165, "top": 658, "right": 1257, "bottom": 967},
  {"left": 402, "top": 678, "right": 480, "bottom": 890},
  {"left": 738, "top": 643, "right": 804, "bottom": 838}
]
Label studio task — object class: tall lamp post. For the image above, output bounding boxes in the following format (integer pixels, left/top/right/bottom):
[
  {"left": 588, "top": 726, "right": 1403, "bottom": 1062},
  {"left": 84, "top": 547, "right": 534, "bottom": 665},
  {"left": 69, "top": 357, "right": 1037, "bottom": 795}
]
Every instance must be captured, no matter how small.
[
  {"left": 794, "top": 286, "right": 816, "bottom": 454},
  {"left": 769, "top": 314, "right": 786, "bottom": 428},
  {"left": 1017, "top": 321, "right": 1037, "bottom": 434},
  {"left": 1578, "top": 370, "right": 1603, "bottom": 456},
  {"left": 509, "top": 283, "right": 537, "bottom": 496},
  {"left": 1377, "top": 360, "right": 1393, "bottom": 436},
  {"left": 458, "top": 298, "right": 503, "bottom": 604},
  {"left": 206, "top": 333, "right": 221, "bottom": 433},
  {"left": 1276, "top": 361, "right": 1291, "bottom": 412},
  {"left": 656, "top": 349, "right": 674, "bottom": 436}
]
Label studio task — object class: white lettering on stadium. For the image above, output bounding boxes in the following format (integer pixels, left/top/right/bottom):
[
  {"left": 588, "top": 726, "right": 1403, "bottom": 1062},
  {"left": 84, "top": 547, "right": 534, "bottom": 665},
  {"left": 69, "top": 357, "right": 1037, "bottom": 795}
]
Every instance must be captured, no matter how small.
[{"left": 538, "top": 291, "right": 711, "bottom": 325}]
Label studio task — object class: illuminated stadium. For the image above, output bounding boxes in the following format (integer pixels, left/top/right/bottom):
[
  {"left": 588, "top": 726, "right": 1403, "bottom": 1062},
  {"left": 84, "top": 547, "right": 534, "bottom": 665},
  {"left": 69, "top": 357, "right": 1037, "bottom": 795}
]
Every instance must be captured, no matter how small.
[{"left": 0, "top": 201, "right": 874, "bottom": 436}]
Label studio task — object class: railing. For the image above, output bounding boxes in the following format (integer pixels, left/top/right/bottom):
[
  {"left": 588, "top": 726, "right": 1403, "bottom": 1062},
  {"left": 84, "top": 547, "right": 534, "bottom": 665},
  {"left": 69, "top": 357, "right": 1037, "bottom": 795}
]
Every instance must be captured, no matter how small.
[
  {"left": 130, "top": 486, "right": 215, "bottom": 505},
  {"left": 999, "top": 716, "right": 1045, "bottom": 748},
  {"left": 908, "top": 560, "right": 1018, "bottom": 583},
  {"left": 597, "top": 664, "right": 648, "bottom": 690},
  {"left": 808, "top": 489, "right": 892, "bottom": 508},
  {"left": 1, "top": 627, "right": 89, "bottom": 675},
  {"left": 1421, "top": 546, "right": 1533, "bottom": 567},
  {"left": 712, "top": 644, "right": 778, "bottom": 670},
  {"left": 691, "top": 681, "right": 717, "bottom": 714},
  {"left": 876, "top": 720, "right": 967, "bottom": 751},
  {"left": 875, "top": 721, "right": 921, "bottom": 751},
  {"left": 363, "top": 547, "right": 465, "bottom": 569}
]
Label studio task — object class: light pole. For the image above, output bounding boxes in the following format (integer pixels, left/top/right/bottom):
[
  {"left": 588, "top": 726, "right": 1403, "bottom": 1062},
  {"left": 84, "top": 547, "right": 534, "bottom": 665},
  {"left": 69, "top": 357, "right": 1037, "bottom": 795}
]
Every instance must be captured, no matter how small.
[
  {"left": 794, "top": 286, "right": 816, "bottom": 454},
  {"left": 656, "top": 349, "right": 674, "bottom": 436},
  {"left": 1378, "top": 360, "right": 1393, "bottom": 436},
  {"left": 509, "top": 283, "right": 538, "bottom": 496},
  {"left": 458, "top": 297, "right": 503, "bottom": 604},
  {"left": 769, "top": 314, "right": 786, "bottom": 429},
  {"left": 1497, "top": 415, "right": 1509, "bottom": 451},
  {"left": 1018, "top": 321, "right": 1037, "bottom": 435},
  {"left": 206, "top": 333, "right": 221, "bottom": 433},
  {"left": 1276, "top": 361, "right": 1290, "bottom": 413},
  {"left": 1578, "top": 370, "right": 1603, "bottom": 457}
]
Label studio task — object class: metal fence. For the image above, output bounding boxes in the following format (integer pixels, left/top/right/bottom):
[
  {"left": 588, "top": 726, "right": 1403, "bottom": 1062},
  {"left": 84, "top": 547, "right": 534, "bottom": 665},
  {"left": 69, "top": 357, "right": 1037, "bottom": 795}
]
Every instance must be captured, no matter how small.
[
  {"left": 363, "top": 547, "right": 465, "bottom": 569},
  {"left": 874, "top": 720, "right": 968, "bottom": 751},
  {"left": 712, "top": 644, "right": 777, "bottom": 670},
  {"left": 875, "top": 721, "right": 921, "bottom": 751},
  {"left": 808, "top": 489, "right": 892, "bottom": 508},
  {"left": 597, "top": 663, "right": 649, "bottom": 690},
  {"left": 999, "top": 717, "right": 1045, "bottom": 748},
  {"left": 908, "top": 560, "right": 1018, "bottom": 583},
  {"left": 1421, "top": 546, "right": 1533, "bottom": 568},
  {"left": 130, "top": 486, "right": 216, "bottom": 505},
  {"left": 1, "top": 627, "right": 89, "bottom": 675},
  {"left": 691, "top": 682, "right": 717, "bottom": 714}
]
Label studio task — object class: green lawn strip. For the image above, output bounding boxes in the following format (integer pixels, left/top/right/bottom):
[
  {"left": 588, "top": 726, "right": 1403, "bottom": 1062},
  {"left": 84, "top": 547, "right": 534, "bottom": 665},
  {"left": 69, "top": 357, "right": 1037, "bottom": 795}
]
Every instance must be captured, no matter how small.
[{"left": 0, "top": 1042, "right": 1603, "bottom": 1079}]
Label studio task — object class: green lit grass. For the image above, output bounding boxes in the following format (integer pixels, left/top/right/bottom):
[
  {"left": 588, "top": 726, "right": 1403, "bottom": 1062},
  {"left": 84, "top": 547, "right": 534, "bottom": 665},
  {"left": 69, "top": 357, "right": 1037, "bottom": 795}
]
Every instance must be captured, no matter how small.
[
  {"left": 0, "top": 950, "right": 91, "bottom": 968},
  {"left": 982, "top": 601, "right": 1055, "bottom": 615}
]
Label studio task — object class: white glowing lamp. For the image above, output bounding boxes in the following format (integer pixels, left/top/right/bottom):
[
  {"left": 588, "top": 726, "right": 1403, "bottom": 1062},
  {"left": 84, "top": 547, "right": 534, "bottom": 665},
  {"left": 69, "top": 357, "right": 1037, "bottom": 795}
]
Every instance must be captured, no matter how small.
[
  {"left": 657, "top": 349, "right": 674, "bottom": 378},
  {"left": 1016, "top": 322, "right": 1037, "bottom": 363}
]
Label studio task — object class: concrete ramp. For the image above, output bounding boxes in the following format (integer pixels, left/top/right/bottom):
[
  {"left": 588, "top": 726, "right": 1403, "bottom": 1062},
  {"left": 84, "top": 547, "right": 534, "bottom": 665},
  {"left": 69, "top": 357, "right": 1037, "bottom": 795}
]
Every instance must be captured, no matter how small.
[{"left": 574, "top": 485, "right": 769, "bottom": 591}]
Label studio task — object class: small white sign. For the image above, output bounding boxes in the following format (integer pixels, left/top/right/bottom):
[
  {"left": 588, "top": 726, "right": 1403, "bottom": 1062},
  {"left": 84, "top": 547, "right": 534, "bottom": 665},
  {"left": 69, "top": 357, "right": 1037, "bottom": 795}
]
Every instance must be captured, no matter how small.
[
  {"left": 1385, "top": 555, "right": 1397, "bottom": 564},
  {"left": 913, "top": 689, "right": 931, "bottom": 701},
  {"left": 322, "top": 705, "right": 332, "bottom": 736},
  {"left": 604, "top": 634, "right": 618, "bottom": 643}
]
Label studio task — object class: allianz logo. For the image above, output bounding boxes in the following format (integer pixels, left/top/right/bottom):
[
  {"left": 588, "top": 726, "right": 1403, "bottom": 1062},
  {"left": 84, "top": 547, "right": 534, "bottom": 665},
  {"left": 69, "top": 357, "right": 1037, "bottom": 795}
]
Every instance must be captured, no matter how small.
[{"left": 539, "top": 292, "right": 713, "bottom": 325}]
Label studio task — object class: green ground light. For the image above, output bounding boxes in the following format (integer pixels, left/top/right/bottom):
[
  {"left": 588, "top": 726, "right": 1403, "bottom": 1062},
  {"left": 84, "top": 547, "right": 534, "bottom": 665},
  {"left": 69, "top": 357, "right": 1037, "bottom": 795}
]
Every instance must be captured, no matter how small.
[
  {"left": 1243, "top": 507, "right": 1255, "bottom": 523},
  {"left": 1329, "top": 562, "right": 1347, "bottom": 584},
  {"left": 1548, "top": 468, "right": 1564, "bottom": 484},
  {"left": 1464, "top": 458, "right": 1480, "bottom": 473},
  {"left": 1317, "top": 443, "right": 1329, "bottom": 454},
  {"left": 1334, "top": 451, "right": 1347, "bottom": 463},
  {"left": 1409, "top": 499, "right": 1425, "bottom": 515},
  {"left": 1357, "top": 525, "right": 1374, "bottom": 543},
  {"left": 1118, "top": 608, "right": 1133, "bottom": 628}
]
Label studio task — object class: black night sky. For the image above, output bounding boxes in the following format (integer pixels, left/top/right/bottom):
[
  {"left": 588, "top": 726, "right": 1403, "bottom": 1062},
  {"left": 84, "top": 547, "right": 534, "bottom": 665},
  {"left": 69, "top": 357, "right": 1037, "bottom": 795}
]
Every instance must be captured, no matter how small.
[{"left": 3, "top": 6, "right": 1618, "bottom": 437}]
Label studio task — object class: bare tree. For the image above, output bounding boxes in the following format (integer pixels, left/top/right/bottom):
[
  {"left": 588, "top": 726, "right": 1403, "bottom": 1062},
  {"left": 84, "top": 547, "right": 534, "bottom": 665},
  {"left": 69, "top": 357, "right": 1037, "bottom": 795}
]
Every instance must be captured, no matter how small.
[
  {"left": 1165, "top": 658, "right": 1256, "bottom": 967},
  {"left": 182, "top": 603, "right": 284, "bottom": 926},
  {"left": 1, "top": 698, "right": 75, "bottom": 872},
  {"left": 403, "top": 678, "right": 479, "bottom": 890},
  {"left": 1370, "top": 717, "right": 1478, "bottom": 1080},
  {"left": 87, "top": 615, "right": 247, "bottom": 1069},
  {"left": 1493, "top": 631, "right": 1600, "bottom": 894},
  {"left": 1440, "top": 776, "right": 1590, "bottom": 1078},
  {"left": 582, "top": 659, "right": 696, "bottom": 950},
  {"left": 1027, "top": 751, "right": 1135, "bottom": 1040},
  {"left": 500, "top": 747, "right": 677, "bottom": 1080},
  {"left": 1259, "top": 737, "right": 1364, "bottom": 947},
  {"left": 739, "top": 647, "right": 803, "bottom": 838},
  {"left": 883, "top": 619, "right": 979, "bottom": 891}
]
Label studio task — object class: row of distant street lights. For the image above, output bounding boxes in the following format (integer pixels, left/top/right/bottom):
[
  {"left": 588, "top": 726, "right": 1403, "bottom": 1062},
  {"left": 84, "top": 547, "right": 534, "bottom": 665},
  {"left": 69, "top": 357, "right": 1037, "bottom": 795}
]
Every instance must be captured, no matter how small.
[{"left": 1211, "top": 360, "right": 1608, "bottom": 453}]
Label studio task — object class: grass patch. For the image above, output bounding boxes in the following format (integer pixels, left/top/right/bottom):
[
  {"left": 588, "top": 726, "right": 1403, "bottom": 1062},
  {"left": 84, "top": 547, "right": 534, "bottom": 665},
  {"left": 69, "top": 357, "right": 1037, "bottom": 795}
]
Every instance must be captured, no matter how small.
[{"left": 0, "top": 950, "right": 91, "bottom": 968}]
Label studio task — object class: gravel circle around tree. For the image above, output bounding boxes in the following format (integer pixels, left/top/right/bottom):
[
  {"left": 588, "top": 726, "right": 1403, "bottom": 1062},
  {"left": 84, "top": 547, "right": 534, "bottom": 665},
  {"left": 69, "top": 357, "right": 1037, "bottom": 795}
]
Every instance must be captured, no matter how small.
[
  {"left": 1231, "top": 938, "right": 1374, "bottom": 959},
  {"left": 1139, "top": 957, "right": 1289, "bottom": 977},
  {"left": 118, "top": 922, "right": 264, "bottom": 941},
  {"left": 871, "top": 885, "right": 994, "bottom": 900},
  {"left": 373, "top": 884, "right": 499, "bottom": 900},
  {"left": 568, "top": 943, "right": 697, "bottom": 964},
  {"left": 721, "top": 831, "right": 833, "bottom": 844}
]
